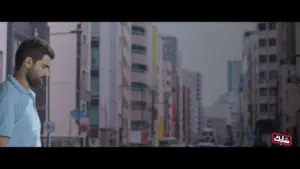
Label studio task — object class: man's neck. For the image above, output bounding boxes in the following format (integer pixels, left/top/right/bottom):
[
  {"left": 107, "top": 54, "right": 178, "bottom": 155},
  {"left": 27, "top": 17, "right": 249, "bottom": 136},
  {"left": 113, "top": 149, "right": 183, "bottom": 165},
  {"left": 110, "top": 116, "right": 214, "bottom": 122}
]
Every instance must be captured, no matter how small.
[{"left": 13, "top": 71, "right": 30, "bottom": 89}]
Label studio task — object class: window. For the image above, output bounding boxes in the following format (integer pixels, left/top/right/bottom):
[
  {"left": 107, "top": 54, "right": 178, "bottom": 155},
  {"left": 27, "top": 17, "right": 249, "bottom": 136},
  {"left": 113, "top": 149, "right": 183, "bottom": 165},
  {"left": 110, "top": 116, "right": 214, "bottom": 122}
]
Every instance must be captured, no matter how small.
[
  {"left": 91, "top": 70, "right": 99, "bottom": 77},
  {"left": 258, "top": 23, "right": 266, "bottom": 31},
  {"left": 91, "top": 48, "right": 99, "bottom": 66},
  {"left": 269, "top": 87, "right": 278, "bottom": 96},
  {"left": 259, "top": 39, "right": 267, "bottom": 47},
  {"left": 132, "top": 63, "right": 148, "bottom": 73},
  {"left": 132, "top": 26, "right": 146, "bottom": 36},
  {"left": 259, "top": 103, "right": 268, "bottom": 113},
  {"left": 269, "top": 54, "right": 277, "bottom": 62},
  {"left": 91, "top": 99, "right": 99, "bottom": 106},
  {"left": 259, "top": 54, "right": 267, "bottom": 63},
  {"left": 131, "top": 101, "right": 147, "bottom": 110},
  {"left": 268, "top": 22, "right": 276, "bottom": 30},
  {"left": 269, "top": 38, "right": 276, "bottom": 46},
  {"left": 259, "top": 71, "right": 266, "bottom": 81},
  {"left": 269, "top": 103, "right": 277, "bottom": 113},
  {"left": 131, "top": 120, "right": 148, "bottom": 131},
  {"left": 132, "top": 44, "right": 146, "bottom": 54},
  {"left": 131, "top": 82, "right": 147, "bottom": 91},
  {"left": 269, "top": 70, "right": 278, "bottom": 80},
  {"left": 259, "top": 87, "right": 268, "bottom": 96},
  {"left": 91, "top": 78, "right": 99, "bottom": 94}
]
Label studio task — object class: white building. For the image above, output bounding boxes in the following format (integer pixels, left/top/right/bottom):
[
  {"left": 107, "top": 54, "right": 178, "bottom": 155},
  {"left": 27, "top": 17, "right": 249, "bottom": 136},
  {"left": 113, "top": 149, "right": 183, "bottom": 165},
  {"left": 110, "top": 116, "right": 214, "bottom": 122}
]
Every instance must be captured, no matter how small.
[
  {"left": 48, "top": 22, "right": 91, "bottom": 147},
  {"left": 181, "top": 68, "right": 204, "bottom": 140}
]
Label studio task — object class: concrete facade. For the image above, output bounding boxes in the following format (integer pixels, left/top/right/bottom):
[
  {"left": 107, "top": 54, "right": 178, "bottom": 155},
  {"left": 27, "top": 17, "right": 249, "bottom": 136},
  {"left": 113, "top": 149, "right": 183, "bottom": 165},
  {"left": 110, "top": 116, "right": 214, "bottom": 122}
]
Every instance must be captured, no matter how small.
[{"left": 48, "top": 22, "right": 91, "bottom": 147}]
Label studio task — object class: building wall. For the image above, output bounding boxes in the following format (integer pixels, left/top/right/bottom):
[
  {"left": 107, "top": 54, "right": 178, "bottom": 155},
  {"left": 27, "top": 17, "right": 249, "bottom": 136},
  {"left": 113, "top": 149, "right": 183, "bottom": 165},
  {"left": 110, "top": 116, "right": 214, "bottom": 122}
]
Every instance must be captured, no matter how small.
[
  {"left": 255, "top": 22, "right": 279, "bottom": 121},
  {"left": 48, "top": 22, "right": 80, "bottom": 138},
  {"left": 130, "top": 22, "right": 152, "bottom": 144}
]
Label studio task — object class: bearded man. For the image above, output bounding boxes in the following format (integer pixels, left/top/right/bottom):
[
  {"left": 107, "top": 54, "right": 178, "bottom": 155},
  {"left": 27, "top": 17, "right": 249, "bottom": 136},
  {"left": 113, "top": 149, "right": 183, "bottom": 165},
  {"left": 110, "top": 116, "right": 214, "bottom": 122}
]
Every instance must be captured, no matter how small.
[{"left": 0, "top": 37, "right": 55, "bottom": 147}]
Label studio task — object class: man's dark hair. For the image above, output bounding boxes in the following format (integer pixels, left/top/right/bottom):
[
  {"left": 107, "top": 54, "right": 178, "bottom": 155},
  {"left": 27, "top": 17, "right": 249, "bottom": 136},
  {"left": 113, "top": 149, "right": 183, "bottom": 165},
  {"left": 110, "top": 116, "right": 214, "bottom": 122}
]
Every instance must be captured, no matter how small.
[{"left": 14, "top": 37, "right": 55, "bottom": 71}]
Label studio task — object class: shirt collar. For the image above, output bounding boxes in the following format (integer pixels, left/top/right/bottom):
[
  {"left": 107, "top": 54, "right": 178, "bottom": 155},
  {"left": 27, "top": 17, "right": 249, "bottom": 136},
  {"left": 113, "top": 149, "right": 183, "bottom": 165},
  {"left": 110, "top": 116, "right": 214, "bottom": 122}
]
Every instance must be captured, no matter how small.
[{"left": 7, "top": 75, "right": 35, "bottom": 98}]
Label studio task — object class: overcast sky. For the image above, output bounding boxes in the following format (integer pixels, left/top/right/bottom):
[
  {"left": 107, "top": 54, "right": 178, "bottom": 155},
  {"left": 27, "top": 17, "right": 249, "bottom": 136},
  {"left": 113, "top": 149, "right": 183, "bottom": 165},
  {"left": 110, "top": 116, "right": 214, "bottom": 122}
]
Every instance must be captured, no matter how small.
[{"left": 155, "top": 22, "right": 255, "bottom": 107}]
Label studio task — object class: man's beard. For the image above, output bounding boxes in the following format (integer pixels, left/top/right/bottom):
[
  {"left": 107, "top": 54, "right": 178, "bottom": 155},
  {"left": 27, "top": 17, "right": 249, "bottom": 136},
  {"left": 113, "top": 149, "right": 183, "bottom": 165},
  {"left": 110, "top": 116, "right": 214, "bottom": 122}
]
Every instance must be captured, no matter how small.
[{"left": 27, "top": 70, "right": 44, "bottom": 88}]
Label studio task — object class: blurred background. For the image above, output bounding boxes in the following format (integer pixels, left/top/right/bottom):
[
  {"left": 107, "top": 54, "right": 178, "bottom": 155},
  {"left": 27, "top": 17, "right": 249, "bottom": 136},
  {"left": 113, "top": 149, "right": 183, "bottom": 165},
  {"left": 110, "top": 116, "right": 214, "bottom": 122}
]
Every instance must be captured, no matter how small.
[{"left": 0, "top": 22, "right": 299, "bottom": 147}]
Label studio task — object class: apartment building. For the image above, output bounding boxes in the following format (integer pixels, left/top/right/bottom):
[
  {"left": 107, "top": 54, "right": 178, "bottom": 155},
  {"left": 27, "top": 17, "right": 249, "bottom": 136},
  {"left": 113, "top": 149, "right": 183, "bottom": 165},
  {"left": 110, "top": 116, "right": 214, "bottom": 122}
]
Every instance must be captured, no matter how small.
[
  {"left": 254, "top": 22, "right": 279, "bottom": 145},
  {"left": 48, "top": 22, "right": 91, "bottom": 147},
  {"left": 130, "top": 22, "right": 153, "bottom": 145}
]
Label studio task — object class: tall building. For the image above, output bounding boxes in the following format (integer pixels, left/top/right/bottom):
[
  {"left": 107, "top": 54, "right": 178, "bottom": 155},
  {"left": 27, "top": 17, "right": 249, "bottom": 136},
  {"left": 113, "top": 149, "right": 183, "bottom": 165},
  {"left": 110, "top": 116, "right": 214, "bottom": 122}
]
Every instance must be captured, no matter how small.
[
  {"left": 254, "top": 22, "right": 279, "bottom": 145},
  {"left": 181, "top": 68, "right": 204, "bottom": 142},
  {"left": 89, "top": 22, "right": 100, "bottom": 146},
  {"left": 130, "top": 22, "right": 153, "bottom": 145},
  {"left": 277, "top": 22, "right": 300, "bottom": 145},
  {"left": 48, "top": 22, "right": 91, "bottom": 147},
  {"left": 161, "top": 35, "right": 181, "bottom": 139},
  {"left": 227, "top": 60, "right": 242, "bottom": 93}
]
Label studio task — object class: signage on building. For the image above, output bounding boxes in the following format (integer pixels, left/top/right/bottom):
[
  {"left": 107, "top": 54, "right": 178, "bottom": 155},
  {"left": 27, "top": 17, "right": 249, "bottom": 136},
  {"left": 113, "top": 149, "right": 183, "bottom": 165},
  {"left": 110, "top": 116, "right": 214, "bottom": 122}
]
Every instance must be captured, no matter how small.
[
  {"left": 79, "top": 117, "right": 90, "bottom": 134},
  {"left": 71, "top": 109, "right": 88, "bottom": 119}
]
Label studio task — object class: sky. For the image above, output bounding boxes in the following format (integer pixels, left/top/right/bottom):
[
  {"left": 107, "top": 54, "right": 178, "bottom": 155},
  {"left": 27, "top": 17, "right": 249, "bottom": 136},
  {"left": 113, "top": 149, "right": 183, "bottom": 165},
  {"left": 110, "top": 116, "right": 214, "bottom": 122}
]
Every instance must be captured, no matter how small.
[{"left": 155, "top": 22, "right": 255, "bottom": 107}]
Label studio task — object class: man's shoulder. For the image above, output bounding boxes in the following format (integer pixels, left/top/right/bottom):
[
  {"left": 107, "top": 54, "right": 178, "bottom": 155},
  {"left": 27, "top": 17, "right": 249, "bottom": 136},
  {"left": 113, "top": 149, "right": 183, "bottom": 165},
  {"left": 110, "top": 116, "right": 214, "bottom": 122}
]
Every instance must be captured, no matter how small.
[{"left": 0, "top": 81, "right": 18, "bottom": 99}]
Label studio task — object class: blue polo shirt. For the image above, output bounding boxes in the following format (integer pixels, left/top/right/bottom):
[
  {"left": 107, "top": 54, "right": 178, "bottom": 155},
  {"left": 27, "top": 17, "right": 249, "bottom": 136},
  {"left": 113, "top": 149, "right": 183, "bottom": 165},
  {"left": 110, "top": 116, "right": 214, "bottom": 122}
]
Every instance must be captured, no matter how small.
[{"left": 0, "top": 75, "right": 41, "bottom": 147}]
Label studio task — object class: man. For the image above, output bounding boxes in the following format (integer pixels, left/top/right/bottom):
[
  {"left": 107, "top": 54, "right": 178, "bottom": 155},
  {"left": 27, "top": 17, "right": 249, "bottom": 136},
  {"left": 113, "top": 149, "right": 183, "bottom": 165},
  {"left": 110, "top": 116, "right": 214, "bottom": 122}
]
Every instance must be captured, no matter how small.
[{"left": 0, "top": 37, "right": 55, "bottom": 147}]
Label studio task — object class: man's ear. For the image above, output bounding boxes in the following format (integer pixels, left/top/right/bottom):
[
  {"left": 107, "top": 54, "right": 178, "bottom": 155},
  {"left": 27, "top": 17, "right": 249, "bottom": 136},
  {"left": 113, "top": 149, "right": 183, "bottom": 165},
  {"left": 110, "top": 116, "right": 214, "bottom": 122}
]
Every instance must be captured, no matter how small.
[{"left": 23, "top": 57, "right": 33, "bottom": 68}]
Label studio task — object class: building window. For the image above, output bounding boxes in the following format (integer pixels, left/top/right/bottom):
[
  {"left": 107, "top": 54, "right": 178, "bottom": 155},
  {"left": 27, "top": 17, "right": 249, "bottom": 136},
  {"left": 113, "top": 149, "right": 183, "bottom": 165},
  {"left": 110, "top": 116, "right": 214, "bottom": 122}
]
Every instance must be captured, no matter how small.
[
  {"left": 131, "top": 82, "right": 148, "bottom": 91},
  {"left": 259, "top": 39, "right": 267, "bottom": 48},
  {"left": 131, "top": 101, "right": 147, "bottom": 110},
  {"left": 132, "top": 44, "right": 146, "bottom": 55},
  {"left": 269, "top": 70, "right": 278, "bottom": 80},
  {"left": 259, "top": 87, "right": 268, "bottom": 96},
  {"left": 132, "top": 26, "right": 146, "bottom": 36},
  {"left": 269, "top": 87, "right": 278, "bottom": 96},
  {"left": 91, "top": 70, "right": 99, "bottom": 77},
  {"left": 268, "top": 22, "right": 276, "bottom": 30},
  {"left": 259, "top": 103, "right": 268, "bottom": 113},
  {"left": 259, "top": 71, "right": 266, "bottom": 81},
  {"left": 132, "top": 63, "right": 148, "bottom": 73},
  {"left": 91, "top": 99, "right": 99, "bottom": 106},
  {"left": 91, "top": 78, "right": 99, "bottom": 94},
  {"left": 258, "top": 23, "right": 266, "bottom": 31},
  {"left": 269, "top": 54, "right": 277, "bottom": 63},
  {"left": 269, "top": 38, "right": 276, "bottom": 46},
  {"left": 259, "top": 54, "right": 267, "bottom": 63}
]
